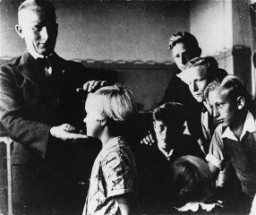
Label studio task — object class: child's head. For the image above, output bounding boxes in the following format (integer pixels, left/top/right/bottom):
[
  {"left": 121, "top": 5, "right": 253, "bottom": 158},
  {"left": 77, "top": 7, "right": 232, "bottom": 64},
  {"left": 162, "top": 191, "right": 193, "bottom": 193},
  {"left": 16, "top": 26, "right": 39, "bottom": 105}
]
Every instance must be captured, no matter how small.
[
  {"left": 204, "top": 75, "right": 249, "bottom": 128},
  {"left": 170, "top": 155, "right": 214, "bottom": 206},
  {"left": 153, "top": 102, "right": 185, "bottom": 151},
  {"left": 84, "top": 85, "right": 137, "bottom": 139},
  {"left": 181, "top": 56, "right": 226, "bottom": 103},
  {"left": 169, "top": 32, "right": 202, "bottom": 71}
]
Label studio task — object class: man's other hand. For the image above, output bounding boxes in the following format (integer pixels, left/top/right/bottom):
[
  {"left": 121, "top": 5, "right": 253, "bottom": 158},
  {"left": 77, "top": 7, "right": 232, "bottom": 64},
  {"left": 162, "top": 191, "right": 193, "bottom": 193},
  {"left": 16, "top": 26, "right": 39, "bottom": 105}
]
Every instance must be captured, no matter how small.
[
  {"left": 140, "top": 130, "right": 155, "bottom": 146},
  {"left": 50, "top": 123, "right": 88, "bottom": 141},
  {"left": 81, "top": 80, "right": 108, "bottom": 93}
]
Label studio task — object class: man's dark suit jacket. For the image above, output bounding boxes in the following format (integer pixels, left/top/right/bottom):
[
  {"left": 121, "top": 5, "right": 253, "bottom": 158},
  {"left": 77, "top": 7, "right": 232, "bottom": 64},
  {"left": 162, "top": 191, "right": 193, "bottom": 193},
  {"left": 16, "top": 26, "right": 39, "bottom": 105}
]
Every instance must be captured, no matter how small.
[
  {"left": 0, "top": 52, "right": 99, "bottom": 160},
  {"left": 0, "top": 51, "right": 104, "bottom": 212}
]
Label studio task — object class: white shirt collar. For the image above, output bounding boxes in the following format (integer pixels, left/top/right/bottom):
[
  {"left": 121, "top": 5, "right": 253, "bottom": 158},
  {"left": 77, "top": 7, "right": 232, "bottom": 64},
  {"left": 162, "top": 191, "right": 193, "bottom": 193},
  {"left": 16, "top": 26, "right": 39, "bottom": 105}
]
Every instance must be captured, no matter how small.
[
  {"left": 28, "top": 49, "right": 53, "bottom": 60},
  {"left": 221, "top": 111, "right": 256, "bottom": 141},
  {"left": 159, "top": 147, "right": 174, "bottom": 161}
]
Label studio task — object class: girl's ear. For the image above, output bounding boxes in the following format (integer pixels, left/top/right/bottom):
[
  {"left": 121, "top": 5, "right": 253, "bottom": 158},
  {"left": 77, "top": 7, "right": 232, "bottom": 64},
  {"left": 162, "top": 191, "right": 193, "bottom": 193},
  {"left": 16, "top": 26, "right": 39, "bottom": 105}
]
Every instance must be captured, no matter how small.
[
  {"left": 15, "top": 25, "right": 25, "bottom": 39},
  {"left": 99, "top": 118, "right": 107, "bottom": 127},
  {"left": 237, "top": 96, "right": 246, "bottom": 110}
]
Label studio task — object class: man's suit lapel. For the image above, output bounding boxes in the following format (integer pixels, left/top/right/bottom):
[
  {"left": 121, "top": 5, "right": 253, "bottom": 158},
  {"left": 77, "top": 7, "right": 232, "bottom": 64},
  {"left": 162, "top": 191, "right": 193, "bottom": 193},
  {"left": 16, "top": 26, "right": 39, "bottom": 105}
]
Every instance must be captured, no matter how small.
[{"left": 17, "top": 52, "right": 44, "bottom": 85}]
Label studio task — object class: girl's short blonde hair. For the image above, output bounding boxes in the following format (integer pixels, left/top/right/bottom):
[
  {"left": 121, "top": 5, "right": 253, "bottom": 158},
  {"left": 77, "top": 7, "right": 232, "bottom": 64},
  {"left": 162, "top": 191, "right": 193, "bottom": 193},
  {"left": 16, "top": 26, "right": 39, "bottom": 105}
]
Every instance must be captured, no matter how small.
[{"left": 90, "top": 84, "right": 137, "bottom": 124}]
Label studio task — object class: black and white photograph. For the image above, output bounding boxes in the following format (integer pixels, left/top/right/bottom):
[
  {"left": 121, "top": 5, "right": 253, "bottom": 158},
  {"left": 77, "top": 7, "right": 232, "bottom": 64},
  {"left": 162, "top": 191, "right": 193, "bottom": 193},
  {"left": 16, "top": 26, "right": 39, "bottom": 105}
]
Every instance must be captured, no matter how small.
[{"left": 0, "top": 0, "right": 256, "bottom": 214}]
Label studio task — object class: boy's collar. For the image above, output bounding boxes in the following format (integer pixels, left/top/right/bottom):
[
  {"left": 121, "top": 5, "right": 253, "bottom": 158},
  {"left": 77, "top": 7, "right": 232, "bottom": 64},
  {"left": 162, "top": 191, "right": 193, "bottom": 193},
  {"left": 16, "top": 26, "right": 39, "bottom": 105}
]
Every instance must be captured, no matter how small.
[
  {"left": 158, "top": 147, "right": 174, "bottom": 160},
  {"left": 221, "top": 111, "right": 256, "bottom": 141}
]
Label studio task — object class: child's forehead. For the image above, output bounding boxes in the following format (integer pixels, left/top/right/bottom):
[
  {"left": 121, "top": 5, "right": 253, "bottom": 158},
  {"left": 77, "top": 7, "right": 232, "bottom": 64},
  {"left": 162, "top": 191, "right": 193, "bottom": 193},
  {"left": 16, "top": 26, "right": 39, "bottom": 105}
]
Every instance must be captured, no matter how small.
[
  {"left": 182, "top": 65, "right": 206, "bottom": 81},
  {"left": 208, "top": 88, "right": 231, "bottom": 103},
  {"left": 189, "top": 65, "right": 206, "bottom": 75},
  {"left": 85, "top": 94, "right": 104, "bottom": 111}
]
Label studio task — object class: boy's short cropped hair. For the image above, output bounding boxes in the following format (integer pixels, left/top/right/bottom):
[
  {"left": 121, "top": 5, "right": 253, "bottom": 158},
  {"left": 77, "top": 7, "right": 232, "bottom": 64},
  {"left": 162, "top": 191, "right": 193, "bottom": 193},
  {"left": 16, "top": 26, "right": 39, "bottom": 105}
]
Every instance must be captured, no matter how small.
[
  {"left": 93, "top": 84, "right": 137, "bottom": 126},
  {"left": 185, "top": 56, "right": 227, "bottom": 84},
  {"left": 204, "top": 75, "right": 250, "bottom": 105},
  {"left": 219, "top": 75, "right": 250, "bottom": 103},
  {"left": 169, "top": 31, "right": 200, "bottom": 51},
  {"left": 153, "top": 102, "right": 185, "bottom": 128},
  {"left": 170, "top": 155, "right": 214, "bottom": 206}
]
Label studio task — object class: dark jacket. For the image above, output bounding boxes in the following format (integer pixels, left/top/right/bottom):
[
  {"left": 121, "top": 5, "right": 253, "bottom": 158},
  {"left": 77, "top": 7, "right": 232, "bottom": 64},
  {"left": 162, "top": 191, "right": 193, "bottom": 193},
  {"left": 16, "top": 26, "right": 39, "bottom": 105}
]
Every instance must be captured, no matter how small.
[{"left": 0, "top": 52, "right": 95, "bottom": 163}]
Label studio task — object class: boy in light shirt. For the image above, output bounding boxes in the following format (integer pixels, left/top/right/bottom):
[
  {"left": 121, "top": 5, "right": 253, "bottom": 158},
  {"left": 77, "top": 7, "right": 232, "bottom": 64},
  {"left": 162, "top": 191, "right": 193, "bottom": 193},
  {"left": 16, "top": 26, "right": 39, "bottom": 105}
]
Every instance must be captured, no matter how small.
[
  {"left": 82, "top": 85, "right": 138, "bottom": 215},
  {"left": 205, "top": 75, "right": 256, "bottom": 213}
]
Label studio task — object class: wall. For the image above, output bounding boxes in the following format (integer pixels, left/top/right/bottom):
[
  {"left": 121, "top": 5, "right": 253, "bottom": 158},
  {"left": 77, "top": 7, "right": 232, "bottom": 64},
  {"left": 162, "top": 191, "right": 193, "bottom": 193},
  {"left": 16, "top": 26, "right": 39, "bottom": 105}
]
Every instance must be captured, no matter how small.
[
  {"left": 189, "top": 0, "right": 233, "bottom": 73},
  {"left": 0, "top": 1, "right": 190, "bottom": 63},
  {"left": 190, "top": 0, "right": 233, "bottom": 56}
]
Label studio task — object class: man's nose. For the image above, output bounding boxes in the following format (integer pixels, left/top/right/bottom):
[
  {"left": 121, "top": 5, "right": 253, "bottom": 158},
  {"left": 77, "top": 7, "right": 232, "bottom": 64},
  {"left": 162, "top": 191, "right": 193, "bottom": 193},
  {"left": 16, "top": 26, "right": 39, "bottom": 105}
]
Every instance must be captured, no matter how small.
[{"left": 40, "top": 26, "right": 49, "bottom": 40}]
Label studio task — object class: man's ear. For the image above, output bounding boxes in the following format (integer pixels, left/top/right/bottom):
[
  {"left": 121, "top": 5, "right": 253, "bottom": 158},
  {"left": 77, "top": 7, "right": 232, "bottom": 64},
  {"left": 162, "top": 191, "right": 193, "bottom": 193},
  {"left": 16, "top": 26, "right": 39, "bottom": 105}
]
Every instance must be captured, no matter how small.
[
  {"left": 15, "top": 25, "right": 25, "bottom": 39},
  {"left": 237, "top": 96, "right": 246, "bottom": 110}
]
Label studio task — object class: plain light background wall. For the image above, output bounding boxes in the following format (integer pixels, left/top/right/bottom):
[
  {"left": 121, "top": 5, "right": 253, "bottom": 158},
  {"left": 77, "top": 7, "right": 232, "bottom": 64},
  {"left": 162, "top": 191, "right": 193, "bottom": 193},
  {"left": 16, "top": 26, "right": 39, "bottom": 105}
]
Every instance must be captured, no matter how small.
[
  {"left": 190, "top": 0, "right": 234, "bottom": 74},
  {"left": 190, "top": 0, "right": 233, "bottom": 56},
  {"left": 0, "top": 1, "right": 190, "bottom": 63}
]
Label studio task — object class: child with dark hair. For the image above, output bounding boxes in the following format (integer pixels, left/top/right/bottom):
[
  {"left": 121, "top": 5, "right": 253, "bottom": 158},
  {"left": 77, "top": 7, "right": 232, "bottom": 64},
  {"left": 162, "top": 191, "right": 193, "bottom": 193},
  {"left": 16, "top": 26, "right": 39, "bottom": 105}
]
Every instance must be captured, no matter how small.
[
  {"left": 205, "top": 75, "right": 256, "bottom": 213},
  {"left": 168, "top": 32, "right": 202, "bottom": 71},
  {"left": 169, "top": 155, "right": 222, "bottom": 213},
  {"left": 171, "top": 155, "right": 214, "bottom": 204},
  {"left": 139, "top": 102, "right": 204, "bottom": 213},
  {"left": 141, "top": 32, "right": 203, "bottom": 147},
  {"left": 152, "top": 102, "right": 204, "bottom": 161}
]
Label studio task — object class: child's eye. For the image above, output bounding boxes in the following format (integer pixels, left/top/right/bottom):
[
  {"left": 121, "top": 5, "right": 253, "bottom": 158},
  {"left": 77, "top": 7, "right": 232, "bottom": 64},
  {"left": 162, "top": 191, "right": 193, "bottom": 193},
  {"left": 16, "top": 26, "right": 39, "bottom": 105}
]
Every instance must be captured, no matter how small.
[
  {"left": 155, "top": 125, "right": 165, "bottom": 132},
  {"left": 217, "top": 103, "right": 223, "bottom": 108},
  {"left": 198, "top": 78, "right": 205, "bottom": 82}
]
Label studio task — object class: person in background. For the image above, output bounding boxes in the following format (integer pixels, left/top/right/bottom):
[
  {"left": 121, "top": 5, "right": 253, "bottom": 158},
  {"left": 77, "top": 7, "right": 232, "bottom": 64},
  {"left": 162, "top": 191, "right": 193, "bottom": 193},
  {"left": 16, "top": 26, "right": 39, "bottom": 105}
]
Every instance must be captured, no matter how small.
[
  {"left": 82, "top": 85, "right": 138, "bottom": 215},
  {"left": 152, "top": 102, "right": 204, "bottom": 161},
  {"left": 205, "top": 75, "right": 256, "bottom": 214},
  {"left": 138, "top": 102, "right": 204, "bottom": 213},
  {"left": 160, "top": 31, "right": 202, "bottom": 104},
  {"left": 170, "top": 155, "right": 219, "bottom": 213},
  {"left": 0, "top": 0, "right": 108, "bottom": 214},
  {"left": 159, "top": 32, "right": 203, "bottom": 137},
  {"left": 141, "top": 31, "right": 202, "bottom": 146}
]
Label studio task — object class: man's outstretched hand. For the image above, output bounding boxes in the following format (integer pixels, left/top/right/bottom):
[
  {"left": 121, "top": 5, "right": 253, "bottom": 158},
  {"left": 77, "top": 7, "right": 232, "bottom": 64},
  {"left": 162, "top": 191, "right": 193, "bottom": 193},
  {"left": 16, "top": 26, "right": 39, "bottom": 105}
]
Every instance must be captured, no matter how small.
[{"left": 50, "top": 123, "right": 88, "bottom": 141}]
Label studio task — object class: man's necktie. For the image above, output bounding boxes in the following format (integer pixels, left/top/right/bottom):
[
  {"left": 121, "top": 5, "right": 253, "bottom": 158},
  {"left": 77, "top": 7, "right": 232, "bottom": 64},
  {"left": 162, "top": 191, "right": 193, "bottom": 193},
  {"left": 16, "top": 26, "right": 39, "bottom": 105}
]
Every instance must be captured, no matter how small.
[
  {"left": 37, "top": 57, "right": 58, "bottom": 108},
  {"left": 37, "top": 57, "right": 52, "bottom": 77}
]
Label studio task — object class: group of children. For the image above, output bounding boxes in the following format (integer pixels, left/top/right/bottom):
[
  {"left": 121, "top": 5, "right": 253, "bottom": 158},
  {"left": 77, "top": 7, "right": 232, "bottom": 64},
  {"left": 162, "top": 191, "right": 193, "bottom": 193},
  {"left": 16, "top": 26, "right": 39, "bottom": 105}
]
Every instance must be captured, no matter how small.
[{"left": 80, "top": 32, "right": 256, "bottom": 215}]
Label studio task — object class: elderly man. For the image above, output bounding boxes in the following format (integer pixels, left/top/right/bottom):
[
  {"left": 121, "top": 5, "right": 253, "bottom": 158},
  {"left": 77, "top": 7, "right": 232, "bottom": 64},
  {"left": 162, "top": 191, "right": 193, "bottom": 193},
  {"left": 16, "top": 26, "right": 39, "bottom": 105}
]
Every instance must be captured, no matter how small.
[{"left": 0, "top": 0, "right": 108, "bottom": 214}]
